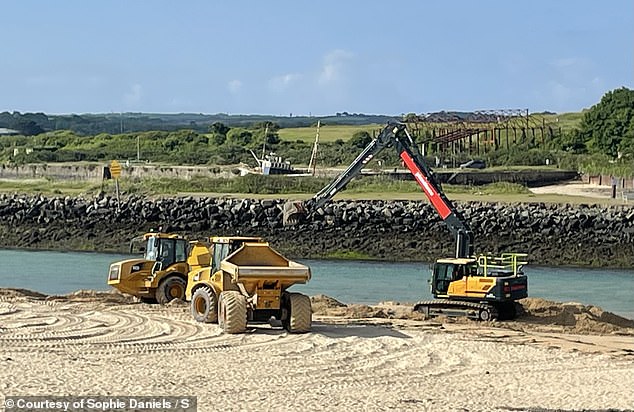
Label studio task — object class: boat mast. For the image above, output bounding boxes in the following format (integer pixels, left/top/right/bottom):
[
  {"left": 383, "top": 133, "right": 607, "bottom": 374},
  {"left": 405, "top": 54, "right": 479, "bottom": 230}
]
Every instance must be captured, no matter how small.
[{"left": 308, "top": 120, "right": 320, "bottom": 176}]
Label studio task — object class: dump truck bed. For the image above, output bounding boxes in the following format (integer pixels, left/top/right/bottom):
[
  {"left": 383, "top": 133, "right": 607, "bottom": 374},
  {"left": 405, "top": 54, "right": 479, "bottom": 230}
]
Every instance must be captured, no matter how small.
[
  {"left": 219, "top": 242, "right": 311, "bottom": 285},
  {"left": 220, "top": 262, "right": 310, "bottom": 279}
]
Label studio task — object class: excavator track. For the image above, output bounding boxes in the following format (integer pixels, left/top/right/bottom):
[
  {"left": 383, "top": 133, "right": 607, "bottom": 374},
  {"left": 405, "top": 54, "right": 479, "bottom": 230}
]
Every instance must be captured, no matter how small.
[{"left": 413, "top": 300, "right": 499, "bottom": 321}]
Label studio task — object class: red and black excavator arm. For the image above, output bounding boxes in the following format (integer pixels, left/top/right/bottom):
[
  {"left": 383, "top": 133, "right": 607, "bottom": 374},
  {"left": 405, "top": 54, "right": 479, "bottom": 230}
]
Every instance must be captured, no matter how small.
[{"left": 283, "top": 122, "right": 474, "bottom": 258}]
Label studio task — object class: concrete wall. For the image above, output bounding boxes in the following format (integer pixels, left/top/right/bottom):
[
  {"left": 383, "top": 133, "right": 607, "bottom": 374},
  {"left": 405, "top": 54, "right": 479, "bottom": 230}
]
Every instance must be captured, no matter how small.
[
  {"left": 1, "top": 162, "right": 579, "bottom": 187},
  {"left": 0, "top": 163, "right": 239, "bottom": 181}
]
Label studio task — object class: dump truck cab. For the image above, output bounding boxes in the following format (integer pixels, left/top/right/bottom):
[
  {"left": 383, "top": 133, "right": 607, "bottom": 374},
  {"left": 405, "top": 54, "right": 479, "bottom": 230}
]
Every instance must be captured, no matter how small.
[
  {"left": 143, "top": 234, "right": 189, "bottom": 271},
  {"left": 185, "top": 236, "right": 266, "bottom": 301},
  {"left": 186, "top": 237, "right": 312, "bottom": 334},
  {"left": 108, "top": 232, "right": 190, "bottom": 304}
]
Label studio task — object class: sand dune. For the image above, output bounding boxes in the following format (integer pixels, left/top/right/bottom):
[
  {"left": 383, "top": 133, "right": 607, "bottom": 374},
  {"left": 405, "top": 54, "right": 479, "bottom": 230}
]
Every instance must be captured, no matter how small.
[{"left": 0, "top": 289, "right": 633, "bottom": 411}]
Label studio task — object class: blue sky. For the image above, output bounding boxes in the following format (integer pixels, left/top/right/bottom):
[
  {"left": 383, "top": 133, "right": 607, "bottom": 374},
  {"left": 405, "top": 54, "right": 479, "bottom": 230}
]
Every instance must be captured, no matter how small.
[{"left": 1, "top": 0, "right": 632, "bottom": 115}]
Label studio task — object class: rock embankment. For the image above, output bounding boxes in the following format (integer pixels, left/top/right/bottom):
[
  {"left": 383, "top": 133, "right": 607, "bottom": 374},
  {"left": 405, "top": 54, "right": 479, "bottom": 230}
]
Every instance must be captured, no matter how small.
[{"left": 0, "top": 193, "right": 633, "bottom": 267}]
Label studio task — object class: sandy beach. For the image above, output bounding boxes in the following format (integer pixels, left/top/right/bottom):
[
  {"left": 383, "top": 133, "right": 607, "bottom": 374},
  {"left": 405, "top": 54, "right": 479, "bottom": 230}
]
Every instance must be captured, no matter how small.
[
  {"left": 528, "top": 181, "right": 616, "bottom": 199},
  {"left": 0, "top": 289, "right": 633, "bottom": 412}
]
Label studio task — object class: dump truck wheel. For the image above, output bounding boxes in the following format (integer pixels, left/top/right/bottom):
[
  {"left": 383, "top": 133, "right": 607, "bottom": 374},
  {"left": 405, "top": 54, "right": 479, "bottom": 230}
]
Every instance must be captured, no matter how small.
[
  {"left": 156, "top": 275, "right": 187, "bottom": 304},
  {"left": 191, "top": 286, "right": 218, "bottom": 323},
  {"left": 218, "top": 291, "right": 247, "bottom": 334},
  {"left": 285, "top": 293, "right": 312, "bottom": 333}
]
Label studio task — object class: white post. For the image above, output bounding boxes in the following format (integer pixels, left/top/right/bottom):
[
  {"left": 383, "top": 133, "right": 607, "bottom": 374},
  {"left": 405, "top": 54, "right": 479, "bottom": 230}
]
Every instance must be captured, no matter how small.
[
  {"left": 309, "top": 121, "right": 320, "bottom": 176},
  {"left": 115, "top": 179, "right": 120, "bottom": 210},
  {"left": 262, "top": 125, "right": 268, "bottom": 160}
]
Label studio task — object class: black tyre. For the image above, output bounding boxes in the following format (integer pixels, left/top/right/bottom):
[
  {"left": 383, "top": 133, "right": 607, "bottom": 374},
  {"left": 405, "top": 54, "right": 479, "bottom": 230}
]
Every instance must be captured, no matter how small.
[
  {"left": 478, "top": 308, "right": 492, "bottom": 321},
  {"left": 191, "top": 286, "right": 218, "bottom": 323},
  {"left": 284, "top": 293, "right": 312, "bottom": 333},
  {"left": 218, "top": 291, "right": 247, "bottom": 334},
  {"left": 139, "top": 297, "right": 157, "bottom": 304},
  {"left": 156, "top": 275, "right": 186, "bottom": 305}
]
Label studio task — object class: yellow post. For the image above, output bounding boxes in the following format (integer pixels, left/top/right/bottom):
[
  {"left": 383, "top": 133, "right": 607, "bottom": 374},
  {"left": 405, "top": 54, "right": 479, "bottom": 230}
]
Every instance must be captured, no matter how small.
[{"left": 110, "top": 160, "right": 122, "bottom": 210}]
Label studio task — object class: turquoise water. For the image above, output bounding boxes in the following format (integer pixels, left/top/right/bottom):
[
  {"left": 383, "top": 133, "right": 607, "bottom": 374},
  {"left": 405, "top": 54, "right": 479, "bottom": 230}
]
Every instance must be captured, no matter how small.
[{"left": 1, "top": 249, "right": 633, "bottom": 319}]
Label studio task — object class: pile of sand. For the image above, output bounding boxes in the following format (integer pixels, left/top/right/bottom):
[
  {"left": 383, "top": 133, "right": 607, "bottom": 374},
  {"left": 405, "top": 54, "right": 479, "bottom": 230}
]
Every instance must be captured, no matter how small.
[
  {"left": 1, "top": 289, "right": 633, "bottom": 411},
  {"left": 516, "top": 297, "right": 634, "bottom": 334},
  {"left": 310, "top": 294, "right": 634, "bottom": 335},
  {"left": 0, "top": 288, "right": 136, "bottom": 305},
  {"left": 0, "top": 288, "right": 48, "bottom": 300},
  {"left": 47, "top": 289, "right": 137, "bottom": 304},
  {"left": 310, "top": 295, "right": 426, "bottom": 320}
]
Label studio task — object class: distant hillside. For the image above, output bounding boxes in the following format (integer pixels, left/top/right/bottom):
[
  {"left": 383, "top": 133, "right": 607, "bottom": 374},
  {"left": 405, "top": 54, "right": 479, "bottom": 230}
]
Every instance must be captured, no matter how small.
[
  {"left": 0, "top": 110, "right": 583, "bottom": 137},
  {"left": 0, "top": 111, "right": 400, "bottom": 136}
]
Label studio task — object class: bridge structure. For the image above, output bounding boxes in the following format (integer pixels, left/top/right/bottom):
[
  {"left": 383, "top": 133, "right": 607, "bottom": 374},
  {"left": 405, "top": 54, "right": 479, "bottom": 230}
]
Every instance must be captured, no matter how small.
[{"left": 404, "top": 109, "right": 560, "bottom": 159}]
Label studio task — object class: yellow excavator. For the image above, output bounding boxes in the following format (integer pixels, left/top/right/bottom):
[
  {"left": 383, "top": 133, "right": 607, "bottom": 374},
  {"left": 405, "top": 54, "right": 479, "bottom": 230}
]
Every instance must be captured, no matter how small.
[{"left": 283, "top": 122, "right": 528, "bottom": 320}]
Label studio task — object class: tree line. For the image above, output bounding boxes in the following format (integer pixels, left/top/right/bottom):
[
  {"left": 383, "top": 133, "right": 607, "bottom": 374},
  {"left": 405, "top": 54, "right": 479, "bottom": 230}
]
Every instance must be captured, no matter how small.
[
  {"left": 1, "top": 88, "right": 633, "bottom": 176},
  {"left": 0, "top": 112, "right": 398, "bottom": 136}
]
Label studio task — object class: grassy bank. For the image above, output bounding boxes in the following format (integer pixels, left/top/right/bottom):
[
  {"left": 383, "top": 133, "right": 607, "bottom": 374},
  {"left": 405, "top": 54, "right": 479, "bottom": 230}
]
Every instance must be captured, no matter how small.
[
  {"left": 0, "top": 175, "right": 531, "bottom": 197},
  {"left": 0, "top": 175, "right": 626, "bottom": 206}
]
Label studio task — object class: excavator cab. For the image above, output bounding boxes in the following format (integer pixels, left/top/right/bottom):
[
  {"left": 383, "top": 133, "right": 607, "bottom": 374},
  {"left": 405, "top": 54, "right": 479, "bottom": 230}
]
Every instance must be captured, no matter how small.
[
  {"left": 431, "top": 259, "right": 478, "bottom": 296},
  {"left": 423, "top": 254, "right": 528, "bottom": 320}
]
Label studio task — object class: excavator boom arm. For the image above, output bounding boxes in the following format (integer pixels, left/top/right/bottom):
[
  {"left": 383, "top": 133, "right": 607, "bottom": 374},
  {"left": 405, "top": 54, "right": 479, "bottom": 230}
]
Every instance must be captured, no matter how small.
[
  {"left": 283, "top": 122, "right": 473, "bottom": 258},
  {"left": 392, "top": 126, "right": 473, "bottom": 258},
  {"left": 310, "top": 126, "right": 394, "bottom": 212}
]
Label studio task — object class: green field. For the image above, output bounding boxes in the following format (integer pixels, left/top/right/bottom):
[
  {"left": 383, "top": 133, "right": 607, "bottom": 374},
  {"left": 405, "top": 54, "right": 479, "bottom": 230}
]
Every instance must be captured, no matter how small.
[
  {"left": 0, "top": 178, "right": 93, "bottom": 195},
  {"left": 278, "top": 124, "right": 383, "bottom": 143},
  {"left": 539, "top": 112, "right": 584, "bottom": 131},
  {"left": 0, "top": 176, "right": 624, "bottom": 207}
]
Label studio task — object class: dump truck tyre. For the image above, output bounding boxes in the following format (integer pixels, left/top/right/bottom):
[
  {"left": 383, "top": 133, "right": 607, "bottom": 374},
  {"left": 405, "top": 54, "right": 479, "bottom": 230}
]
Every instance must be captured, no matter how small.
[
  {"left": 218, "top": 291, "right": 247, "bottom": 334},
  {"left": 191, "top": 286, "right": 218, "bottom": 323},
  {"left": 156, "top": 275, "right": 186, "bottom": 304},
  {"left": 286, "top": 293, "right": 312, "bottom": 333}
]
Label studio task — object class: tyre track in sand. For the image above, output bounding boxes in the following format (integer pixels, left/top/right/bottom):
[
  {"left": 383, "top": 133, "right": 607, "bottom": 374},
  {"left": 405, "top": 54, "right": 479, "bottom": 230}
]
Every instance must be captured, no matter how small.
[{"left": 0, "top": 296, "right": 307, "bottom": 357}]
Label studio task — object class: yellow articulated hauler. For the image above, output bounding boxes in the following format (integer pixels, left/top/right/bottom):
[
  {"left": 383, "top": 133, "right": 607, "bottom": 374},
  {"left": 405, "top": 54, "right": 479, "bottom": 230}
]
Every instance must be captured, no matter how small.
[
  {"left": 108, "top": 232, "right": 191, "bottom": 304},
  {"left": 186, "top": 237, "right": 312, "bottom": 334}
]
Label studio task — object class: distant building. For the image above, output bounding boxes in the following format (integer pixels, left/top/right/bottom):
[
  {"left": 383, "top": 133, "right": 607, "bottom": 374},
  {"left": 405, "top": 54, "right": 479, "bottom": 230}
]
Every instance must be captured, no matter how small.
[
  {"left": 0, "top": 128, "right": 20, "bottom": 136},
  {"left": 13, "top": 146, "right": 57, "bottom": 157}
]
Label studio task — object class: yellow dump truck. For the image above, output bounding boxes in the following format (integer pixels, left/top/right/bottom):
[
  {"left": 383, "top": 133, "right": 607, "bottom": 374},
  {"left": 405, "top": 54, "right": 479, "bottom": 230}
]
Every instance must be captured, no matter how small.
[
  {"left": 186, "top": 236, "right": 312, "bottom": 334},
  {"left": 107, "top": 232, "right": 191, "bottom": 304}
]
